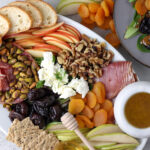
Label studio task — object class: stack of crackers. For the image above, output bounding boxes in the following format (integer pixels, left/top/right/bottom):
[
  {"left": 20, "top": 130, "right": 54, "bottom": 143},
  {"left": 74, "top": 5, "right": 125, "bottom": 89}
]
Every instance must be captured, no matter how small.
[{"left": 7, "top": 118, "right": 59, "bottom": 150}]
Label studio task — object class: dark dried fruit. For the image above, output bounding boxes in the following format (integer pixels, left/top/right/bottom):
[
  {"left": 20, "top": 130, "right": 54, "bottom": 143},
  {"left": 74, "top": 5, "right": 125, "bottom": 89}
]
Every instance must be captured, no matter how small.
[
  {"left": 30, "top": 113, "right": 45, "bottom": 129},
  {"left": 9, "top": 111, "right": 25, "bottom": 121},
  {"left": 49, "top": 105, "right": 62, "bottom": 121},
  {"left": 15, "top": 102, "right": 29, "bottom": 116}
]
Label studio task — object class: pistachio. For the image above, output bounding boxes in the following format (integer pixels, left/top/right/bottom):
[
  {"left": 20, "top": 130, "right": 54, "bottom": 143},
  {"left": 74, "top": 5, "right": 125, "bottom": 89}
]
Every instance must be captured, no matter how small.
[
  {"left": 5, "top": 98, "right": 13, "bottom": 103},
  {"left": 13, "top": 69, "right": 19, "bottom": 76},
  {"left": 16, "top": 49, "right": 23, "bottom": 54},
  {"left": 21, "top": 88, "right": 29, "bottom": 94},
  {"left": 9, "top": 87, "right": 15, "bottom": 94},
  {"left": 13, "top": 62, "right": 26, "bottom": 68},
  {"left": 31, "top": 68, "right": 37, "bottom": 75},
  {"left": 16, "top": 74, "right": 20, "bottom": 79},
  {"left": 10, "top": 47, "right": 16, "bottom": 54},
  {"left": 5, "top": 104, "right": 11, "bottom": 110},
  {"left": 1, "top": 56, "right": 8, "bottom": 63},
  {"left": 24, "top": 78, "right": 34, "bottom": 84},
  {"left": 17, "top": 55, "right": 27, "bottom": 61},
  {"left": 20, "top": 94, "right": 27, "bottom": 99},
  {"left": 16, "top": 81, "right": 22, "bottom": 89},
  {"left": 31, "top": 62, "right": 39, "bottom": 70},
  {"left": 24, "top": 60, "right": 31, "bottom": 66},
  {"left": 5, "top": 91, "right": 10, "bottom": 99},
  {"left": 0, "top": 48, "right": 7, "bottom": 55},
  {"left": 8, "top": 59, "right": 17, "bottom": 65},
  {"left": 26, "top": 68, "right": 32, "bottom": 76},
  {"left": 19, "top": 78, "right": 24, "bottom": 82},
  {"left": 20, "top": 72, "right": 27, "bottom": 78},
  {"left": 6, "top": 50, "right": 10, "bottom": 57},
  {"left": 34, "top": 75, "right": 39, "bottom": 82},
  {"left": 30, "top": 82, "right": 36, "bottom": 89},
  {"left": 8, "top": 55, "right": 13, "bottom": 60},
  {"left": 1, "top": 95, "right": 5, "bottom": 102},
  {"left": 13, "top": 53, "right": 17, "bottom": 58},
  {"left": 12, "top": 90, "right": 20, "bottom": 99}
]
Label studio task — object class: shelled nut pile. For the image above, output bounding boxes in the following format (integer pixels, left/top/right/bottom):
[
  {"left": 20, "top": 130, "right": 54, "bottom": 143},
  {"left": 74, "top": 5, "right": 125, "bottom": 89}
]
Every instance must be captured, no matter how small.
[
  {"left": 0, "top": 42, "right": 39, "bottom": 108},
  {"left": 57, "top": 34, "right": 114, "bottom": 83}
]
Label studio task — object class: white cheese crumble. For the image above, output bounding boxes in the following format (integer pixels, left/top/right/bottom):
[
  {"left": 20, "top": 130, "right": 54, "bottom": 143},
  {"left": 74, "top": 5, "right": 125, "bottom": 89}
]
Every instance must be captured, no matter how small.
[{"left": 38, "top": 52, "right": 89, "bottom": 99}]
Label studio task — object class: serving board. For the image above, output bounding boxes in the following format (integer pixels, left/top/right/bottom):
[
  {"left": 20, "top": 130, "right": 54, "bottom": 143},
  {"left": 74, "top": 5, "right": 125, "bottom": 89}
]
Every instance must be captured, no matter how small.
[{"left": 0, "top": 14, "right": 147, "bottom": 150}]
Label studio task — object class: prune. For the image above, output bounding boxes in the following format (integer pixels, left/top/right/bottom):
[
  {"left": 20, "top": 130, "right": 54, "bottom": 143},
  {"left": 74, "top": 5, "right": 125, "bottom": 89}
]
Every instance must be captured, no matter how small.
[
  {"left": 38, "top": 95, "right": 56, "bottom": 106},
  {"left": 9, "top": 111, "right": 25, "bottom": 121},
  {"left": 15, "top": 102, "right": 29, "bottom": 116},
  {"left": 49, "top": 105, "right": 62, "bottom": 121},
  {"left": 139, "top": 13, "right": 150, "bottom": 34},
  {"left": 61, "top": 101, "right": 69, "bottom": 112},
  {"left": 30, "top": 113, "right": 45, "bottom": 129},
  {"left": 27, "top": 87, "right": 52, "bottom": 102}
]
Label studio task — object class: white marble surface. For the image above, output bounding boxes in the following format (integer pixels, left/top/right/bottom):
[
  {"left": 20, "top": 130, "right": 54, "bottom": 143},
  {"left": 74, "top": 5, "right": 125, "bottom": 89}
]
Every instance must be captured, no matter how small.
[{"left": 0, "top": 0, "right": 150, "bottom": 149}]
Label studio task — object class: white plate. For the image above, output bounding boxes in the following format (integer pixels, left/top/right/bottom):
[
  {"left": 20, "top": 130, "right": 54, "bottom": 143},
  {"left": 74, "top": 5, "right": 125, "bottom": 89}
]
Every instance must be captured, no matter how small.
[{"left": 0, "top": 15, "right": 147, "bottom": 150}]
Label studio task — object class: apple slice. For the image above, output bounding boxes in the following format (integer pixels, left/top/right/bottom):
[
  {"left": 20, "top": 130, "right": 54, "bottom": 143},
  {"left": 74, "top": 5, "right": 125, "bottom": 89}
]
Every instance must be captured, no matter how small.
[
  {"left": 87, "top": 124, "right": 122, "bottom": 138},
  {"left": 63, "top": 24, "right": 82, "bottom": 39},
  {"left": 43, "top": 36, "right": 71, "bottom": 50},
  {"left": 89, "top": 133, "right": 139, "bottom": 144},
  {"left": 25, "top": 49, "right": 49, "bottom": 57},
  {"left": 101, "top": 144, "right": 138, "bottom": 150},
  {"left": 32, "top": 22, "right": 64, "bottom": 36},
  {"left": 33, "top": 43, "right": 62, "bottom": 52},
  {"left": 56, "top": 30, "right": 80, "bottom": 43},
  {"left": 47, "top": 32, "right": 74, "bottom": 43}
]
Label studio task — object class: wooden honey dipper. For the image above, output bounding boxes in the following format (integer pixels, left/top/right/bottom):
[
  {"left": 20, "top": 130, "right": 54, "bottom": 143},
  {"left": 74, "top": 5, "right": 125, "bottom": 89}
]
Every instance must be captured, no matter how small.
[{"left": 61, "top": 112, "right": 95, "bottom": 150}]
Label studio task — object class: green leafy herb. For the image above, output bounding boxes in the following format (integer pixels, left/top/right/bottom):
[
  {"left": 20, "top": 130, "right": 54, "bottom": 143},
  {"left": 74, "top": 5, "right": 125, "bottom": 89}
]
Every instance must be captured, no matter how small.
[
  {"left": 53, "top": 55, "right": 56, "bottom": 63},
  {"left": 59, "top": 98, "right": 69, "bottom": 104},
  {"left": 124, "top": 11, "right": 141, "bottom": 39},
  {"left": 55, "top": 72, "right": 63, "bottom": 80},
  {"left": 89, "top": 83, "right": 93, "bottom": 90},
  {"left": 36, "top": 80, "right": 45, "bottom": 88},
  {"left": 137, "top": 35, "right": 150, "bottom": 53},
  {"left": 35, "top": 57, "right": 43, "bottom": 66}
]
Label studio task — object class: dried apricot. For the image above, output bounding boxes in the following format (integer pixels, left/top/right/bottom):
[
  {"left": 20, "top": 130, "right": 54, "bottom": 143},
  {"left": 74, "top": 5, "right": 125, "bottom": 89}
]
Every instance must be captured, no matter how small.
[
  {"left": 70, "top": 93, "right": 87, "bottom": 103},
  {"left": 101, "top": 1, "right": 110, "bottom": 17},
  {"left": 93, "top": 103, "right": 101, "bottom": 112},
  {"left": 78, "top": 4, "right": 90, "bottom": 18},
  {"left": 95, "top": 6, "right": 105, "bottom": 26},
  {"left": 99, "top": 16, "right": 112, "bottom": 30},
  {"left": 77, "top": 115, "right": 94, "bottom": 128},
  {"left": 102, "top": 100, "right": 113, "bottom": 112},
  {"left": 68, "top": 99, "right": 85, "bottom": 115},
  {"left": 92, "top": 82, "right": 106, "bottom": 104},
  {"left": 135, "top": 0, "right": 147, "bottom": 15},
  {"left": 81, "top": 105, "right": 94, "bottom": 119},
  {"left": 105, "top": 32, "right": 120, "bottom": 47},
  {"left": 81, "top": 20, "right": 96, "bottom": 29},
  {"left": 109, "top": 19, "right": 116, "bottom": 32},
  {"left": 145, "top": 0, "right": 150, "bottom": 10},
  {"left": 88, "top": 3, "right": 100, "bottom": 13},
  {"left": 94, "top": 109, "right": 108, "bottom": 126},
  {"left": 105, "top": 0, "right": 114, "bottom": 13},
  {"left": 76, "top": 116, "right": 85, "bottom": 128},
  {"left": 90, "top": 13, "right": 96, "bottom": 22},
  {"left": 82, "top": 17, "right": 94, "bottom": 24},
  {"left": 86, "top": 91, "right": 97, "bottom": 108}
]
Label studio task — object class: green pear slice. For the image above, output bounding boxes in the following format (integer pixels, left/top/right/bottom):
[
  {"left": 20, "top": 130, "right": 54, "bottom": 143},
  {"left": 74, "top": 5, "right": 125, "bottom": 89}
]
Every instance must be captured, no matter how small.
[
  {"left": 101, "top": 144, "right": 138, "bottom": 150},
  {"left": 56, "top": 0, "right": 101, "bottom": 11},
  {"left": 80, "top": 141, "right": 116, "bottom": 149},
  {"left": 57, "top": 134, "right": 80, "bottom": 141},
  {"left": 45, "top": 122, "right": 65, "bottom": 131},
  {"left": 89, "top": 133, "right": 139, "bottom": 144},
  {"left": 87, "top": 124, "right": 122, "bottom": 138}
]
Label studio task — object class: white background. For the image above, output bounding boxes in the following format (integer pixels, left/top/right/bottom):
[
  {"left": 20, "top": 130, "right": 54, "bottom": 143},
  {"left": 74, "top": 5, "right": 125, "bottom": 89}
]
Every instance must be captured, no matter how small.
[{"left": 0, "top": 0, "right": 149, "bottom": 149}]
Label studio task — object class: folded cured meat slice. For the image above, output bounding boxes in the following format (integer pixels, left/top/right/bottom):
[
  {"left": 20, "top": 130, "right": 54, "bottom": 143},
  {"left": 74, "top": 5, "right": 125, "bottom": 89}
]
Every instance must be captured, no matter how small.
[{"left": 95, "top": 61, "right": 136, "bottom": 99}]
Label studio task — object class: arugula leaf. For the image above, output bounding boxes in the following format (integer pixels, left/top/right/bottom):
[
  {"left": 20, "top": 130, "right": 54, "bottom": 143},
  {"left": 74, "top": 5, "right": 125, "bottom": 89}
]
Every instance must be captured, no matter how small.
[
  {"left": 35, "top": 57, "right": 43, "bottom": 66},
  {"left": 124, "top": 11, "right": 141, "bottom": 39},
  {"left": 53, "top": 55, "right": 56, "bottom": 63},
  {"left": 59, "top": 98, "right": 69, "bottom": 104},
  {"left": 36, "top": 80, "right": 45, "bottom": 88}
]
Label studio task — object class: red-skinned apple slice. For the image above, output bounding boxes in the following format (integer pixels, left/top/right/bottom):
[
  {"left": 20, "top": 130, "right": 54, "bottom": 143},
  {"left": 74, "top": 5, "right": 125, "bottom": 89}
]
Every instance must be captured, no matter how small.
[
  {"left": 25, "top": 49, "right": 49, "bottom": 57},
  {"left": 43, "top": 36, "right": 71, "bottom": 50},
  {"left": 47, "top": 32, "right": 74, "bottom": 43},
  {"left": 32, "top": 22, "right": 64, "bottom": 36},
  {"left": 33, "top": 43, "right": 61, "bottom": 52},
  {"left": 56, "top": 30, "right": 80, "bottom": 43},
  {"left": 63, "top": 24, "right": 82, "bottom": 40}
]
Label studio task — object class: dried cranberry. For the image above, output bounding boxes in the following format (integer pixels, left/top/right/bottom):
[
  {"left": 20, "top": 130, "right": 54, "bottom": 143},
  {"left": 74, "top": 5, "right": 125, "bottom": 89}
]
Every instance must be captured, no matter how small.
[
  {"left": 30, "top": 113, "right": 45, "bottom": 129},
  {"left": 9, "top": 111, "right": 25, "bottom": 121}
]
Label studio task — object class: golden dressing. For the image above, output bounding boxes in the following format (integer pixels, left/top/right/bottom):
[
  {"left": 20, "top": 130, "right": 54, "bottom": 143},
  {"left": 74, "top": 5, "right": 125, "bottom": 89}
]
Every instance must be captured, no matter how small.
[{"left": 125, "top": 92, "right": 150, "bottom": 128}]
